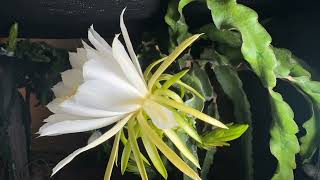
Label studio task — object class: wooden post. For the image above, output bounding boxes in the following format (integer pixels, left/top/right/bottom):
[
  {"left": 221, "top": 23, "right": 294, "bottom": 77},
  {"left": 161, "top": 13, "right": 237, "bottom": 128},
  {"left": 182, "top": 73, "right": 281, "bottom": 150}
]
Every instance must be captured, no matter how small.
[{"left": 0, "top": 55, "right": 31, "bottom": 180}]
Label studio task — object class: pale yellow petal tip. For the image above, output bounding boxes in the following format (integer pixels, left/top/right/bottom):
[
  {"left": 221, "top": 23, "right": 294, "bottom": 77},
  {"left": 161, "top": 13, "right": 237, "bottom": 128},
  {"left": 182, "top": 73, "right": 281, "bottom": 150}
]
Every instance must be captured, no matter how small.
[
  {"left": 112, "top": 34, "right": 122, "bottom": 44},
  {"left": 195, "top": 162, "right": 201, "bottom": 169},
  {"left": 34, "top": 132, "right": 42, "bottom": 139},
  {"left": 219, "top": 122, "right": 229, "bottom": 129},
  {"left": 210, "top": 117, "right": 228, "bottom": 129},
  {"left": 50, "top": 170, "right": 57, "bottom": 178},
  {"left": 121, "top": 7, "right": 127, "bottom": 15},
  {"left": 191, "top": 173, "right": 202, "bottom": 180},
  {"left": 193, "top": 33, "right": 204, "bottom": 40}
]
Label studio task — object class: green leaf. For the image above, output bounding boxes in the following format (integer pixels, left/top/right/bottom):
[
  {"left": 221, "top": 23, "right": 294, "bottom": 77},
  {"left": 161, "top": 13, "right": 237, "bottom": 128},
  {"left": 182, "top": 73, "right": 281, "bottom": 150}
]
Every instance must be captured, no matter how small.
[
  {"left": 269, "top": 90, "right": 300, "bottom": 180},
  {"left": 272, "top": 47, "right": 315, "bottom": 78},
  {"left": 299, "top": 94, "right": 320, "bottom": 163},
  {"left": 273, "top": 48, "right": 295, "bottom": 78},
  {"left": 7, "top": 23, "right": 18, "bottom": 52},
  {"left": 181, "top": 63, "right": 214, "bottom": 111},
  {"left": 206, "top": 2, "right": 302, "bottom": 179},
  {"left": 272, "top": 47, "right": 320, "bottom": 164},
  {"left": 201, "top": 99, "right": 219, "bottom": 180},
  {"left": 291, "top": 76, "right": 320, "bottom": 163},
  {"left": 199, "top": 45, "right": 242, "bottom": 68},
  {"left": 197, "top": 23, "right": 242, "bottom": 48},
  {"left": 214, "top": 66, "right": 251, "bottom": 124},
  {"left": 207, "top": 0, "right": 277, "bottom": 88},
  {"left": 202, "top": 124, "right": 248, "bottom": 147},
  {"left": 214, "top": 64, "right": 253, "bottom": 180},
  {"left": 200, "top": 148, "right": 216, "bottom": 180},
  {"left": 165, "top": 0, "right": 193, "bottom": 50},
  {"left": 188, "top": 63, "right": 214, "bottom": 101},
  {"left": 272, "top": 47, "right": 313, "bottom": 78}
]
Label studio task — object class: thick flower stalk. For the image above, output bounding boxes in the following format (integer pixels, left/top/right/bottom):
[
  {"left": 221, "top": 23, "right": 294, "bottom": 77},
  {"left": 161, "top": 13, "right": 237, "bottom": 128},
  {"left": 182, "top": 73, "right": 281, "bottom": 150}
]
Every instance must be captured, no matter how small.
[{"left": 38, "top": 9, "right": 227, "bottom": 180}]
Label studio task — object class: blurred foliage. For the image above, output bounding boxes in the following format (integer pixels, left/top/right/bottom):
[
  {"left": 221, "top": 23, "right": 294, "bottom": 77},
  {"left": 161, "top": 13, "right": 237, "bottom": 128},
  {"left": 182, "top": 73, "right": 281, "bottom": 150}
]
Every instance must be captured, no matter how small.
[
  {"left": 0, "top": 23, "right": 70, "bottom": 180},
  {"left": 1, "top": 24, "right": 70, "bottom": 105},
  {"left": 14, "top": 40, "right": 70, "bottom": 105}
]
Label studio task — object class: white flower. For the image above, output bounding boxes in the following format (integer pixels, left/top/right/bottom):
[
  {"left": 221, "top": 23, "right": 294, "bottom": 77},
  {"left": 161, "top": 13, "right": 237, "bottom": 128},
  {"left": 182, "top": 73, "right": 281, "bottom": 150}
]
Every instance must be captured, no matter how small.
[
  {"left": 87, "top": 131, "right": 102, "bottom": 144},
  {"left": 39, "top": 9, "right": 178, "bottom": 175},
  {"left": 39, "top": 9, "right": 227, "bottom": 179}
]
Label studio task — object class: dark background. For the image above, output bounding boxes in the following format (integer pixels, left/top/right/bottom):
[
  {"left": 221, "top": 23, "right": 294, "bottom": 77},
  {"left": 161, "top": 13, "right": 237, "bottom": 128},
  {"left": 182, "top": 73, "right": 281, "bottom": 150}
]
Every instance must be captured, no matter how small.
[{"left": 0, "top": 0, "right": 319, "bottom": 180}]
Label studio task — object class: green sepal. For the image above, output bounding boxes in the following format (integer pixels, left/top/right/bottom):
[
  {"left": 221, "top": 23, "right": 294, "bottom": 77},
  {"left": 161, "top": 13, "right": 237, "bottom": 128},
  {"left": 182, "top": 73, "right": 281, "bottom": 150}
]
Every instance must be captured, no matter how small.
[{"left": 201, "top": 123, "right": 249, "bottom": 148}]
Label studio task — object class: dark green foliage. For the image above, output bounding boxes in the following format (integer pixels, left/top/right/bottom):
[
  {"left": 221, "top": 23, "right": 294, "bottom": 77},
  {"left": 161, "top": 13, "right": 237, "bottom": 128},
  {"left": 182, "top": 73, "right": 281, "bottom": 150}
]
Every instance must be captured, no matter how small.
[
  {"left": 164, "top": 0, "right": 320, "bottom": 180},
  {"left": 0, "top": 24, "right": 69, "bottom": 180},
  {"left": 14, "top": 40, "right": 70, "bottom": 105}
]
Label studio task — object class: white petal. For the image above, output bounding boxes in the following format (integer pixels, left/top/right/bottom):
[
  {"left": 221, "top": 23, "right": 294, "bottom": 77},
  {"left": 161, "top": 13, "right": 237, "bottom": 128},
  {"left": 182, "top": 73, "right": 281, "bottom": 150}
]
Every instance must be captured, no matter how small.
[
  {"left": 49, "top": 93, "right": 126, "bottom": 117},
  {"left": 60, "top": 98, "right": 128, "bottom": 117},
  {"left": 87, "top": 131, "right": 102, "bottom": 144},
  {"left": 39, "top": 114, "right": 125, "bottom": 136},
  {"left": 64, "top": 80, "right": 142, "bottom": 114},
  {"left": 61, "top": 69, "right": 83, "bottom": 89},
  {"left": 43, "top": 113, "right": 85, "bottom": 123},
  {"left": 143, "top": 99, "right": 178, "bottom": 129},
  {"left": 69, "top": 48, "right": 87, "bottom": 69},
  {"left": 81, "top": 40, "right": 95, "bottom": 51},
  {"left": 112, "top": 35, "right": 147, "bottom": 95},
  {"left": 82, "top": 59, "right": 143, "bottom": 95},
  {"left": 88, "top": 26, "right": 114, "bottom": 61},
  {"left": 83, "top": 39, "right": 130, "bottom": 86},
  {"left": 52, "top": 82, "right": 74, "bottom": 98},
  {"left": 83, "top": 53, "right": 131, "bottom": 87},
  {"left": 51, "top": 114, "right": 132, "bottom": 176},
  {"left": 88, "top": 26, "right": 112, "bottom": 51},
  {"left": 120, "top": 8, "right": 144, "bottom": 78},
  {"left": 47, "top": 98, "right": 65, "bottom": 114}
]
